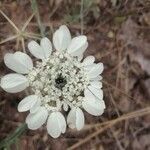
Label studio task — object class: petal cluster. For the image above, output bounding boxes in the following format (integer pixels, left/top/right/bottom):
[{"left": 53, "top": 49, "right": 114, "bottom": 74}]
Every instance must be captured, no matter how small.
[{"left": 0, "top": 25, "right": 105, "bottom": 138}]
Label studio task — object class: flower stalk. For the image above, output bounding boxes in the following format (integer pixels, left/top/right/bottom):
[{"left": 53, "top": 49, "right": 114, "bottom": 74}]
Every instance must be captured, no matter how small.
[{"left": 0, "top": 123, "right": 27, "bottom": 149}]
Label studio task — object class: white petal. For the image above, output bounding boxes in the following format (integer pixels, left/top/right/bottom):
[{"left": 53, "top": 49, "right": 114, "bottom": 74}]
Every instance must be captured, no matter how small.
[
  {"left": 28, "top": 40, "right": 45, "bottom": 59},
  {"left": 57, "top": 112, "right": 66, "bottom": 133},
  {"left": 67, "top": 36, "right": 88, "bottom": 56},
  {"left": 78, "top": 54, "right": 83, "bottom": 61},
  {"left": 4, "top": 52, "right": 33, "bottom": 74},
  {"left": 71, "top": 42, "right": 88, "bottom": 56},
  {"left": 82, "top": 98, "right": 105, "bottom": 116},
  {"left": 18, "top": 95, "right": 38, "bottom": 112},
  {"left": 67, "top": 109, "right": 76, "bottom": 129},
  {"left": 90, "top": 81, "right": 102, "bottom": 89},
  {"left": 0, "top": 73, "right": 29, "bottom": 93},
  {"left": 40, "top": 37, "right": 52, "bottom": 58},
  {"left": 47, "top": 112, "right": 66, "bottom": 138},
  {"left": 67, "top": 107, "right": 84, "bottom": 130},
  {"left": 84, "top": 88, "right": 95, "bottom": 99},
  {"left": 90, "top": 75, "right": 103, "bottom": 81},
  {"left": 88, "top": 86, "right": 103, "bottom": 100},
  {"left": 53, "top": 25, "right": 71, "bottom": 51},
  {"left": 30, "top": 98, "right": 41, "bottom": 113},
  {"left": 82, "top": 56, "right": 95, "bottom": 66},
  {"left": 87, "top": 63, "right": 104, "bottom": 79},
  {"left": 84, "top": 64, "right": 96, "bottom": 71},
  {"left": 26, "top": 106, "right": 48, "bottom": 130},
  {"left": 76, "top": 108, "right": 85, "bottom": 130}
]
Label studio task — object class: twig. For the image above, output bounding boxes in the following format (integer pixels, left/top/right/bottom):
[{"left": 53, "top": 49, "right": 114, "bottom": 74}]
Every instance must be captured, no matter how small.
[
  {"left": 108, "top": 87, "right": 120, "bottom": 116},
  {"left": 49, "top": 0, "right": 63, "bottom": 19},
  {"left": 85, "top": 106, "right": 150, "bottom": 130},
  {"left": 107, "top": 86, "right": 124, "bottom": 150},
  {"left": 0, "top": 9, "right": 20, "bottom": 32},
  {"left": 21, "top": 37, "right": 26, "bottom": 53},
  {"left": 110, "top": 128, "right": 125, "bottom": 150},
  {"left": 24, "top": 33, "right": 41, "bottom": 40},
  {"left": 31, "top": 0, "right": 45, "bottom": 37},
  {"left": 22, "top": 13, "right": 35, "bottom": 31},
  {"left": 0, "top": 35, "right": 19, "bottom": 44},
  {"left": 0, "top": 10, "right": 40, "bottom": 47},
  {"left": 68, "top": 106, "right": 150, "bottom": 150},
  {"left": 102, "top": 80, "right": 135, "bottom": 101},
  {"left": 115, "top": 42, "right": 123, "bottom": 95}
]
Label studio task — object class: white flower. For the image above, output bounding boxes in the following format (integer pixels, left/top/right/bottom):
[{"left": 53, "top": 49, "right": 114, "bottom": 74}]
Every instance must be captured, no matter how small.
[{"left": 0, "top": 25, "right": 105, "bottom": 138}]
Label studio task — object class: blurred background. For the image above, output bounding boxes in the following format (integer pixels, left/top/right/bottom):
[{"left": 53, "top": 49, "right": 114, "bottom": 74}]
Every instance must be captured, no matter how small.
[{"left": 0, "top": 0, "right": 150, "bottom": 149}]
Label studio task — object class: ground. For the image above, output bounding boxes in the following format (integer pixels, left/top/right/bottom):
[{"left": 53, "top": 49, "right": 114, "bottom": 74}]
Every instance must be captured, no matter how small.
[{"left": 0, "top": 0, "right": 150, "bottom": 150}]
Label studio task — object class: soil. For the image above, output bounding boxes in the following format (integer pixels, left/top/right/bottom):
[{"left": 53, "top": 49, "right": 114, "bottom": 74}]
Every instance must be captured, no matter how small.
[{"left": 0, "top": 0, "right": 150, "bottom": 150}]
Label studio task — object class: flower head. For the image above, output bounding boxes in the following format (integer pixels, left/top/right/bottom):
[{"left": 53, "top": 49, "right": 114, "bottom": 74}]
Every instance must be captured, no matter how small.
[{"left": 0, "top": 25, "right": 105, "bottom": 138}]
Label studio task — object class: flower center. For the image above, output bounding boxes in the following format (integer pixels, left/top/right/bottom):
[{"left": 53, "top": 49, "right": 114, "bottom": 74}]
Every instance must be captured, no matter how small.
[
  {"left": 55, "top": 75, "right": 67, "bottom": 90},
  {"left": 27, "top": 52, "right": 89, "bottom": 110}
]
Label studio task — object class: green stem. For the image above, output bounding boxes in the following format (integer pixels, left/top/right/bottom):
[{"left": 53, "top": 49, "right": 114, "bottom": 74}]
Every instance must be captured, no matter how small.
[
  {"left": 0, "top": 123, "right": 27, "bottom": 149},
  {"left": 80, "top": 0, "right": 84, "bottom": 34},
  {"left": 31, "top": 0, "right": 45, "bottom": 37}
]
